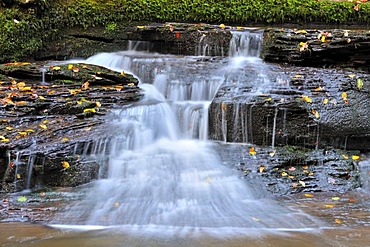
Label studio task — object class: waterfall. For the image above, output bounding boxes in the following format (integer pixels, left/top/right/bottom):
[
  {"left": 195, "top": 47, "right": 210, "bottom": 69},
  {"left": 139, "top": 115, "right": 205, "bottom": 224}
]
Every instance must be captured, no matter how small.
[{"left": 53, "top": 31, "right": 323, "bottom": 232}]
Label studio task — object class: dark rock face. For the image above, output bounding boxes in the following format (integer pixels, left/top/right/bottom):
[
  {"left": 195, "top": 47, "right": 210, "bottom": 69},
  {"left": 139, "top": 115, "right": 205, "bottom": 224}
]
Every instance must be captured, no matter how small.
[
  {"left": 35, "top": 23, "right": 232, "bottom": 61},
  {"left": 262, "top": 28, "right": 370, "bottom": 70},
  {"left": 209, "top": 65, "right": 370, "bottom": 151},
  {"left": 0, "top": 62, "right": 143, "bottom": 192}
]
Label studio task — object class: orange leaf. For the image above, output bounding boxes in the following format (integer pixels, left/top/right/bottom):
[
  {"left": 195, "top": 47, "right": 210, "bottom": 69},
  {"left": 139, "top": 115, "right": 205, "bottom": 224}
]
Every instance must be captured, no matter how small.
[
  {"left": 61, "top": 161, "right": 70, "bottom": 169},
  {"left": 249, "top": 147, "right": 256, "bottom": 155},
  {"left": 354, "top": 4, "right": 359, "bottom": 11},
  {"left": 73, "top": 67, "right": 79, "bottom": 73},
  {"left": 175, "top": 31, "right": 181, "bottom": 39}
]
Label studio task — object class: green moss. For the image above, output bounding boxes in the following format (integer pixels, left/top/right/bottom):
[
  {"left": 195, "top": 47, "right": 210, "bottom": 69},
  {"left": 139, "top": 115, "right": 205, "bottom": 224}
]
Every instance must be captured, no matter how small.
[{"left": 1, "top": 0, "right": 370, "bottom": 63}]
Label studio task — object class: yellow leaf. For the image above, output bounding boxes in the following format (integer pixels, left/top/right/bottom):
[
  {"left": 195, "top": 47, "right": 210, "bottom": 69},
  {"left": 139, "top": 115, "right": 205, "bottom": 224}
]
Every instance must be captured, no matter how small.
[
  {"left": 219, "top": 24, "right": 226, "bottom": 29},
  {"left": 356, "top": 78, "right": 363, "bottom": 90},
  {"left": 302, "top": 95, "right": 312, "bottom": 103},
  {"left": 299, "top": 180, "right": 306, "bottom": 187},
  {"left": 43, "top": 120, "right": 48, "bottom": 123},
  {"left": 127, "top": 83, "right": 135, "bottom": 87},
  {"left": 39, "top": 96, "right": 46, "bottom": 100},
  {"left": 348, "top": 74, "right": 356, "bottom": 79},
  {"left": 342, "top": 154, "right": 349, "bottom": 159},
  {"left": 265, "top": 97, "right": 272, "bottom": 101},
  {"left": 121, "top": 71, "right": 125, "bottom": 76},
  {"left": 19, "top": 86, "right": 31, "bottom": 91},
  {"left": 341, "top": 92, "right": 347, "bottom": 99},
  {"left": 249, "top": 147, "right": 256, "bottom": 155},
  {"left": 315, "top": 111, "right": 320, "bottom": 119},
  {"left": 15, "top": 101, "right": 27, "bottom": 105},
  {"left": 136, "top": 26, "right": 145, "bottom": 29},
  {"left": 95, "top": 102, "right": 101, "bottom": 107},
  {"left": 335, "top": 218, "right": 343, "bottom": 225},
  {"left": 68, "top": 64, "right": 73, "bottom": 70},
  {"left": 21, "top": 62, "right": 31, "bottom": 66},
  {"left": 81, "top": 81, "right": 89, "bottom": 89},
  {"left": 62, "top": 137, "right": 69, "bottom": 142},
  {"left": 314, "top": 86, "right": 323, "bottom": 91},
  {"left": 39, "top": 124, "right": 47, "bottom": 130},
  {"left": 259, "top": 165, "right": 265, "bottom": 173},
  {"left": 1, "top": 138, "right": 10, "bottom": 142},
  {"left": 323, "top": 98, "right": 328, "bottom": 104},
  {"left": 61, "top": 161, "right": 70, "bottom": 169},
  {"left": 298, "top": 30, "right": 307, "bottom": 34},
  {"left": 269, "top": 150, "right": 276, "bottom": 157},
  {"left": 304, "top": 193, "right": 314, "bottom": 198},
  {"left": 17, "top": 82, "right": 26, "bottom": 88},
  {"left": 321, "top": 35, "right": 326, "bottom": 42},
  {"left": 83, "top": 108, "right": 96, "bottom": 113},
  {"left": 18, "top": 131, "right": 27, "bottom": 137},
  {"left": 26, "top": 129, "right": 34, "bottom": 132},
  {"left": 6, "top": 126, "right": 13, "bottom": 130},
  {"left": 309, "top": 172, "right": 314, "bottom": 176},
  {"left": 17, "top": 173, "right": 21, "bottom": 179},
  {"left": 288, "top": 175, "right": 295, "bottom": 179},
  {"left": 281, "top": 171, "right": 288, "bottom": 177},
  {"left": 324, "top": 204, "right": 334, "bottom": 208},
  {"left": 52, "top": 66, "right": 61, "bottom": 71},
  {"left": 332, "top": 197, "right": 340, "bottom": 201},
  {"left": 352, "top": 155, "right": 360, "bottom": 160}
]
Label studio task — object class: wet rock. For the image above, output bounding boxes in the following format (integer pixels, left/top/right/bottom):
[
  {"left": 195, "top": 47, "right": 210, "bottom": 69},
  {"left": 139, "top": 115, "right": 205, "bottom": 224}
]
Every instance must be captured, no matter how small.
[
  {"left": 209, "top": 65, "right": 370, "bottom": 151},
  {"left": 0, "top": 62, "right": 143, "bottom": 193},
  {"left": 262, "top": 28, "right": 370, "bottom": 69}
]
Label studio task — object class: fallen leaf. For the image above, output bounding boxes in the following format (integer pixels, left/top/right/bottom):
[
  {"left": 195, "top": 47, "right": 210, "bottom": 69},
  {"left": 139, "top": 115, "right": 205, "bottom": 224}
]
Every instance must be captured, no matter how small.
[
  {"left": 288, "top": 167, "right": 296, "bottom": 171},
  {"left": 324, "top": 204, "right": 334, "bottom": 208},
  {"left": 269, "top": 150, "right": 276, "bottom": 157},
  {"left": 332, "top": 197, "right": 340, "bottom": 201},
  {"left": 281, "top": 171, "right": 288, "bottom": 177},
  {"left": 114, "top": 202, "right": 120, "bottom": 208},
  {"left": 356, "top": 78, "right": 363, "bottom": 89},
  {"left": 219, "top": 24, "right": 226, "bottom": 29},
  {"left": 206, "top": 177, "right": 212, "bottom": 183},
  {"left": 342, "top": 154, "right": 349, "bottom": 159},
  {"left": 352, "top": 155, "right": 360, "bottom": 160},
  {"left": 81, "top": 81, "right": 89, "bottom": 89},
  {"left": 304, "top": 193, "right": 314, "bottom": 198},
  {"left": 323, "top": 98, "right": 329, "bottom": 104},
  {"left": 299, "top": 180, "right": 306, "bottom": 187},
  {"left": 39, "top": 96, "right": 46, "bottom": 100},
  {"left": 249, "top": 147, "right": 256, "bottom": 155},
  {"left": 354, "top": 4, "right": 359, "bottom": 11},
  {"left": 83, "top": 108, "right": 96, "bottom": 113},
  {"left": 121, "top": 71, "right": 125, "bottom": 76},
  {"left": 68, "top": 64, "right": 73, "bottom": 70},
  {"left": 6, "top": 126, "right": 13, "bottom": 130},
  {"left": 73, "top": 67, "right": 79, "bottom": 73},
  {"left": 52, "top": 66, "right": 61, "bottom": 71},
  {"left": 40, "top": 192, "right": 46, "bottom": 197},
  {"left": 175, "top": 31, "right": 181, "bottom": 39},
  {"left": 95, "top": 102, "right": 101, "bottom": 107},
  {"left": 39, "top": 124, "right": 47, "bottom": 130},
  {"left": 17, "top": 196, "right": 27, "bottom": 202},
  {"left": 315, "top": 111, "right": 320, "bottom": 119},
  {"left": 348, "top": 74, "right": 356, "bottom": 79},
  {"left": 335, "top": 218, "right": 343, "bottom": 224},
  {"left": 302, "top": 95, "right": 312, "bottom": 103},
  {"left": 62, "top": 137, "right": 69, "bottom": 142},
  {"left": 259, "top": 165, "right": 265, "bottom": 173},
  {"left": 61, "top": 161, "right": 70, "bottom": 169}
]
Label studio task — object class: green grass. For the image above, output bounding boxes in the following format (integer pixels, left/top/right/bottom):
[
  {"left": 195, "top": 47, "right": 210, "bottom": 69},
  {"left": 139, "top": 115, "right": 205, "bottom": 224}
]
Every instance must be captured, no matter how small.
[{"left": 0, "top": 0, "right": 369, "bottom": 62}]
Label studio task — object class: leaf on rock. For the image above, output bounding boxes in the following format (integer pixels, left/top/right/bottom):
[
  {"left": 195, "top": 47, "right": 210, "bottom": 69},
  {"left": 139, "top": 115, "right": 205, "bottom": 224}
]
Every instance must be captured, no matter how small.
[
  {"left": 299, "top": 180, "right": 306, "bottom": 187},
  {"left": 39, "top": 124, "right": 47, "bottom": 130},
  {"left": 304, "top": 193, "right": 314, "bottom": 198},
  {"left": 332, "top": 197, "right": 340, "bottom": 201},
  {"left": 281, "top": 171, "right": 288, "bottom": 177},
  {"left": 356, "top": 78, "right": 363, "bottom": 89},
  {"left": 17, "top": 196, "right": 27, "bottom": 202},
  {"left": 249, "top": 147, "right": 256, "bottom": 155},
  {"left": 61, "top": 161, "right": 70, "bottom": 169},
  {"left": 68, "top": 64, "right": 73, "bottom": 70},
  {"left": 335, "top": 218, "right": 343, "bottom": 224},
  {"left": 352, "top": 155, "right": 360, "bottom": 160},
  {"left": 83, "top": 108, "right": 96, "bottom": 113},
  {"left": 302, "top": 95, "right": 312, "bottom": 103},
  {"left": 324, "top": 204, "right": 334, "bottom": 208},
  {"left": 259, "top": 165, "right": 265, "bottom": 173},
  {"left": 323, "top": 98, "right": 328, "bottom": 104},
  {"left": 342, "top": 154, "right": 349, "bottom": 159},
  {"left": 52, "top": 66, "right": 61, "bottom": 71}
]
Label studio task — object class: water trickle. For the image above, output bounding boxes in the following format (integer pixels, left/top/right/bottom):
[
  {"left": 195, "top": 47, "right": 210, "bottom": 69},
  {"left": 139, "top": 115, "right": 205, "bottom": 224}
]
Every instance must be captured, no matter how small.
[{"left": 54, "top": 31, "right": 324, "bottom": 233}]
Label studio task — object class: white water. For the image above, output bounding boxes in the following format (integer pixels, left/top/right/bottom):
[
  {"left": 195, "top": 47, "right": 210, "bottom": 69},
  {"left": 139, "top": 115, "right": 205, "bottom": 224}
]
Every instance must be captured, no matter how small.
[{"left": 55, "top": 31, "right": 324, "bottom": 233}]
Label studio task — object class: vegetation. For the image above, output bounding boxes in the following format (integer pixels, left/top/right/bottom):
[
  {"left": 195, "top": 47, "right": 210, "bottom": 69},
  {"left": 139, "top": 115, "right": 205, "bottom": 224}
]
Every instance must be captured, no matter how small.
[{"left": 1, "top": 0, "right": 369, "bottom": 62}]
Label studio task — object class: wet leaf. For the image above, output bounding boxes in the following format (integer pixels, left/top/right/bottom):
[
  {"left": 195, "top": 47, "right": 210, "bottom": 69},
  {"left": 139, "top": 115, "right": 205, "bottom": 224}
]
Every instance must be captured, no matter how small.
[
  {"left": 332, "top": 197, "right": 340, "bottom": 201},
  {"left": 315, "top": 111, "right": 320, "bottom": 119},
  {"left": 95, "top": 102, "right": 101, "bottom": 107},
  {"left": 68, "top": 64, "right": 73, "bottom": 70},
  {"left": 73, "top": 67, "right": 79, "bottom": 73},
  {"left": 52, "top": 66, "right": 61, "bottom": 71},
  {"left": 304, "top": 193, "right": 314, "bottom": 198},
  {"left": 281, "top": 171, "right": 288, "bottom": 177},
  {"left": 61, "top": 161, "right": 70, "bottom": 169},
  {"left": 321, "top": 35, "right": 326, "bottom": 42},
  {"left": 219, "top": 24, "right": 226, "bottom": 29},
  {"left": 259, "top": 165, "right": 265, "bottom": 173},
  {"left": 39, "top": 96, "right": 46, "bottom": 100},
  {"left": 1, "top": 138, "right": 10, "bottom": 142},
  {"left": 39, "top": 124, "right": 47, "bottom": 130},
  {"left": 40, "top": 192, "right": 46, "bottom": 197},
  {"left": 302, "top": 95, "right": 312, "bottom": 103},
  {"left": 342, "top": 154, "right": 349, "bottom": 159},
  {"left": 136, "top": 26, "right": 145, "bottom": 29},
  {"left": 356, "top": 78, "right": 363, "bottom": 89},
  {"left": 269, "top": 150, "right": 276, "bottom": 157},
  {"left": 249, "top": 147, "right": 256, "bottom": 155},
  {"left": 335, "top": 218, "right": 343, "bottom": 224},
  {"left": 81, "top": 81, "right": 89, "bottom": 90},
  {"left": 16, "top": 173, "right": 21, "bottom": 179},
  {"left": 324, "top": 204, "right": 334, "bottom": 208},
  {"left": 18, "top": 131, "right": 27, "bottom": 137},
  {"left": 323, "top": 98, "right": 328, "bottom": 104},
  {"left": 299, "top": 180, "right": 306, "bottom": 187},
  {"left": 348, "top": 74, "right": 356, "bottom": 79},
  {"left": 298, "top": 30, "right": 307, "bottom": 34},
  {"left": 6, "top": 126, "right": 13, "bottom": 130},
  {"left": 17, "top": 196, "right": 27, "bottom": 202},
  {"left": 62, "top": 137, "right": 69, "bottom": 142},
  {"left": 175, "top": 31, "right": 181, "bottom": 39},
  {"left": 83, "top": 108, "right": 96, "bottom": 113},
  {"left": 352, "top": 155, "right": 360, "bottom": 160},
  {"left": 288, "top": 167, "right": 296, "bottom": 171},
  {"left": 43, "top": 120, "right": 48, "bottom": 124},
  {"left": 314, "top": 86, "right": 323, "bottom": 91},
  {"left": 121, "top": 71, "right": 125, "bottom": 76}
]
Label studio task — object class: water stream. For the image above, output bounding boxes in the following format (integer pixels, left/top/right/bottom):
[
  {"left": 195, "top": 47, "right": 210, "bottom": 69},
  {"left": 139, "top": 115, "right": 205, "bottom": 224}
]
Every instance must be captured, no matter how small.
[{"left": 47, "top": 31, "right": 328, "bottom": 234}]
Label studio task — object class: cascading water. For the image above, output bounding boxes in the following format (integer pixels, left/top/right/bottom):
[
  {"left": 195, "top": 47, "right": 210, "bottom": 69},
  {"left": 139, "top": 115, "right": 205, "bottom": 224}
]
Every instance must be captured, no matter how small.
[{"left": 53, "top": 31, "right": 323, "bottom": 233}]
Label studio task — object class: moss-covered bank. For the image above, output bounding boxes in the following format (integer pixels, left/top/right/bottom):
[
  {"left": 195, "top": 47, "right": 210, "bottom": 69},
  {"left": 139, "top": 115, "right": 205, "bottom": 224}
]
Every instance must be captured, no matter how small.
[{"left": 1, "top": 0, "right": 370, "bottom": 63}]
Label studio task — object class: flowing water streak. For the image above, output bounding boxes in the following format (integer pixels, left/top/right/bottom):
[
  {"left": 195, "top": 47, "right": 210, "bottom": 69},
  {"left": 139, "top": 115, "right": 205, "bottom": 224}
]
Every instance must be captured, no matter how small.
[{"left": 55, "top": 31, "right": 324, "bottom": 233}]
